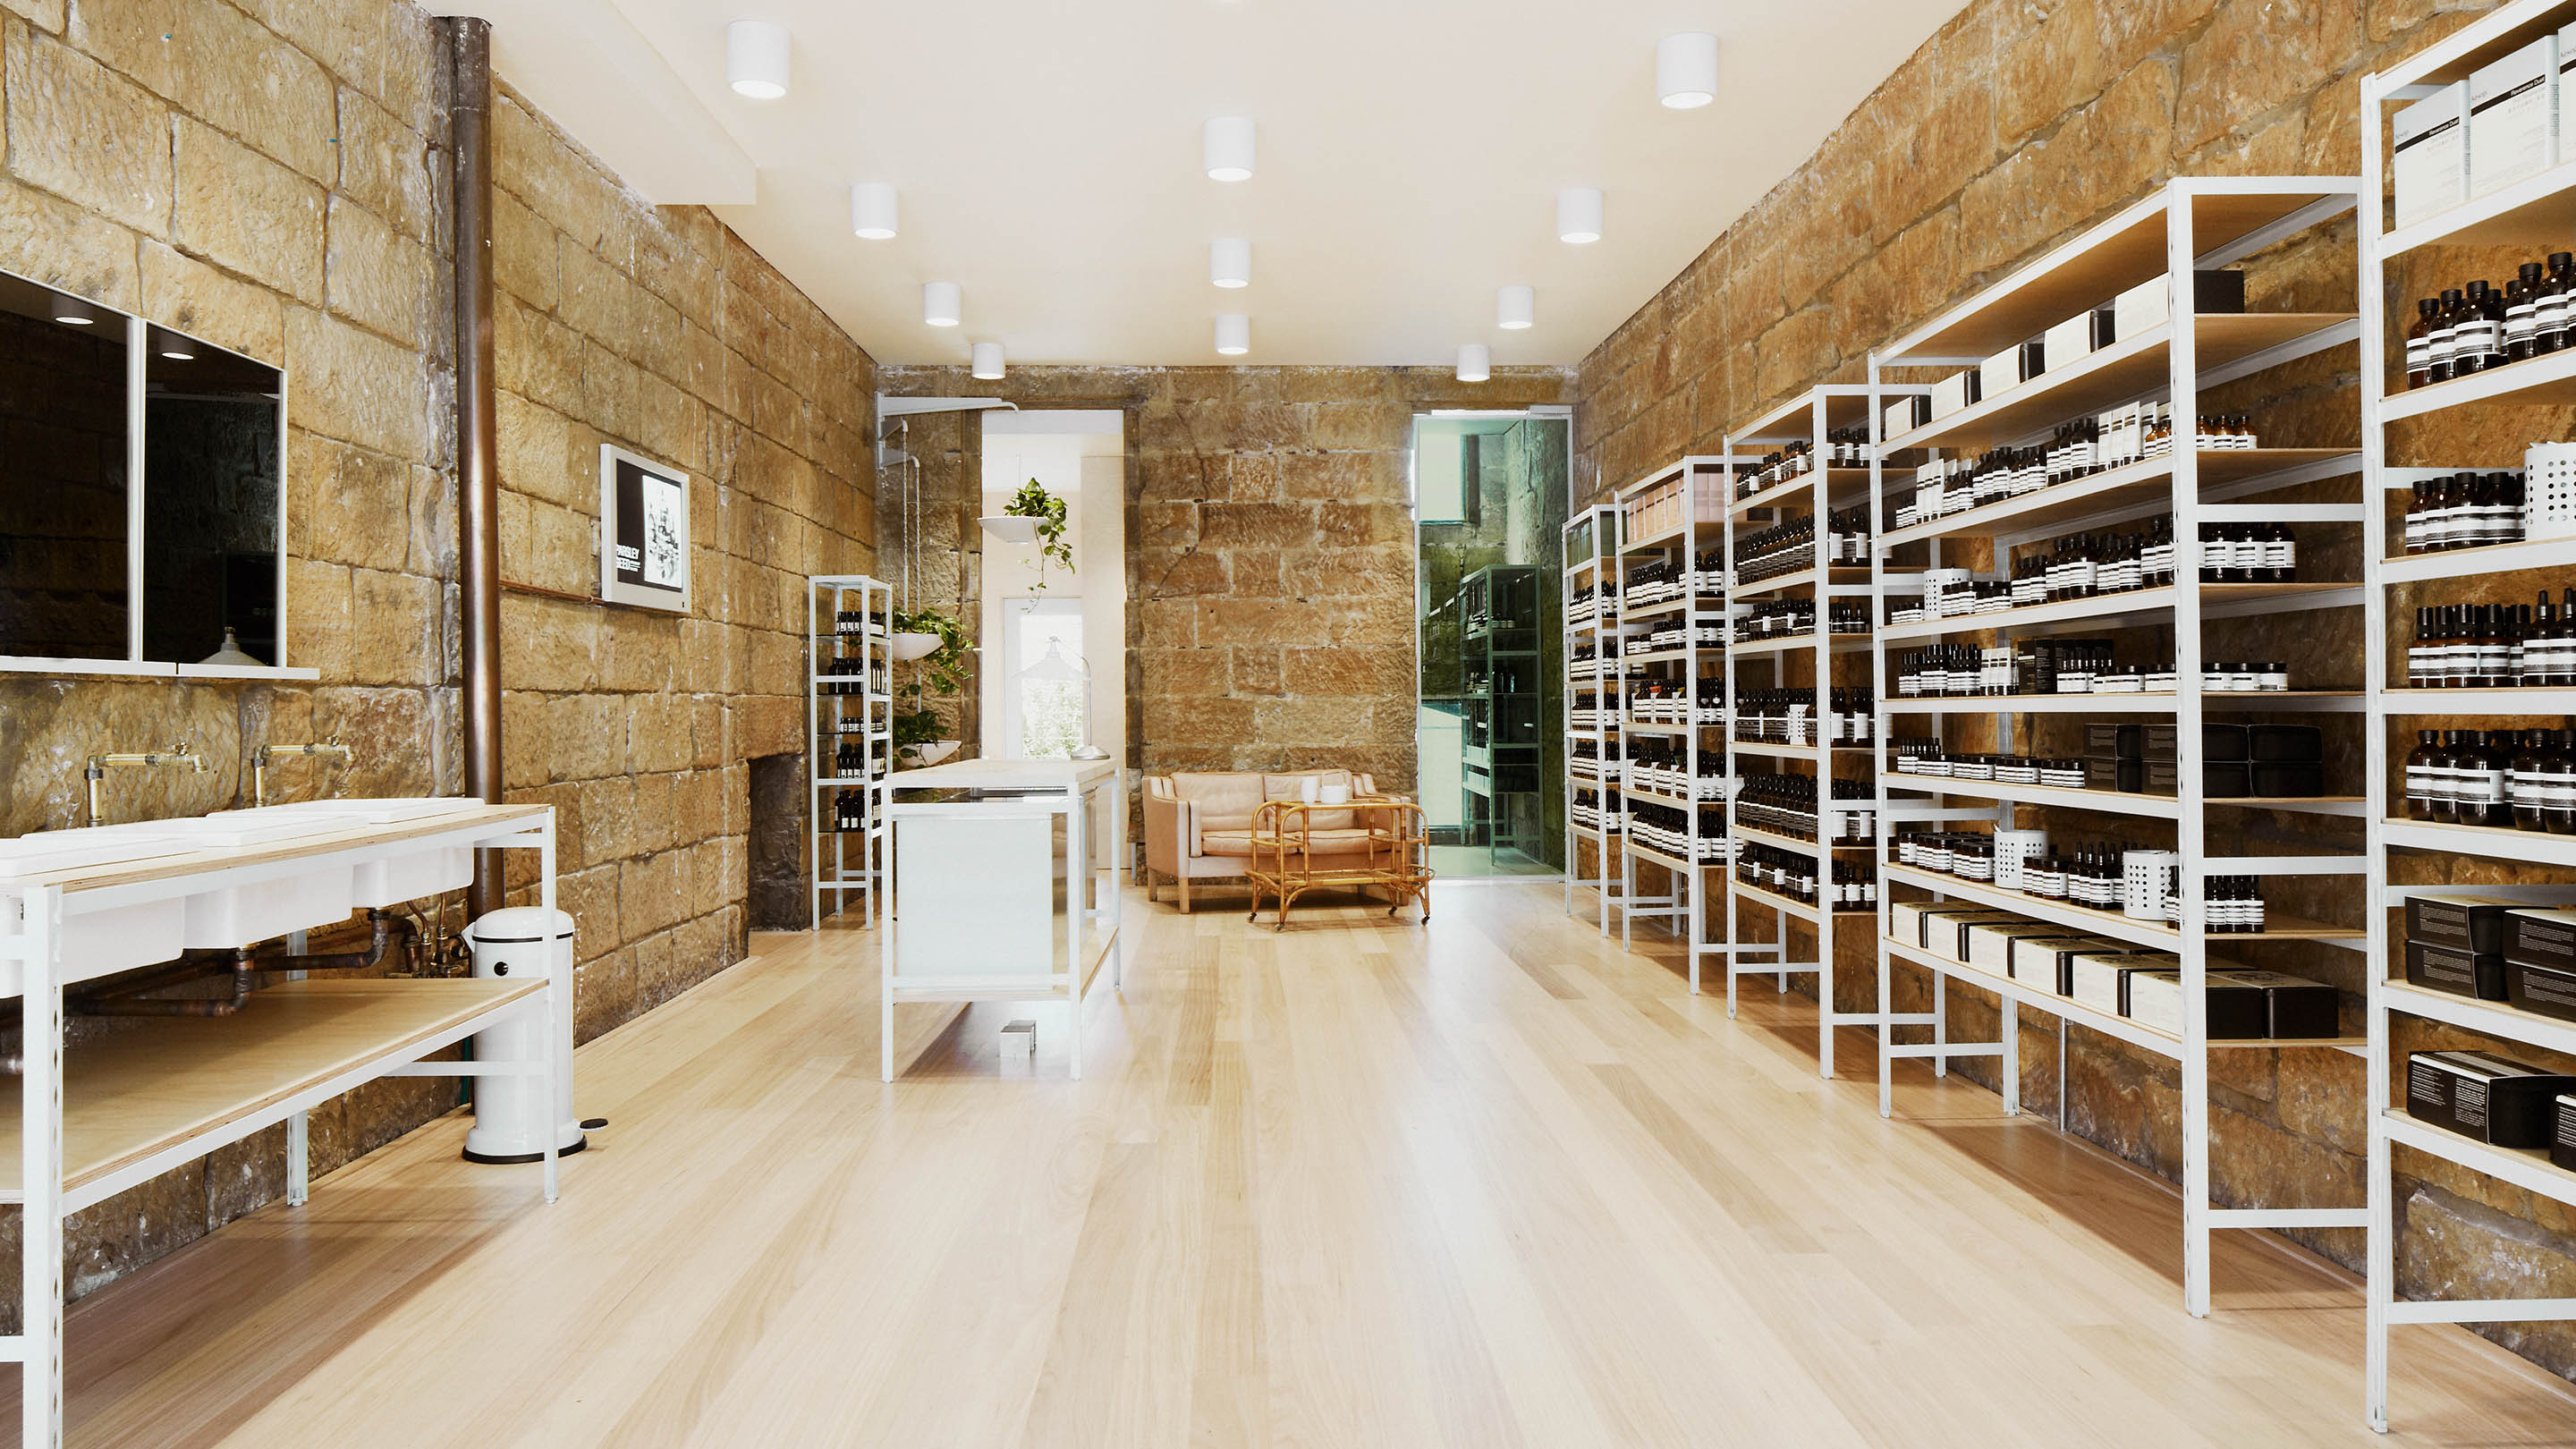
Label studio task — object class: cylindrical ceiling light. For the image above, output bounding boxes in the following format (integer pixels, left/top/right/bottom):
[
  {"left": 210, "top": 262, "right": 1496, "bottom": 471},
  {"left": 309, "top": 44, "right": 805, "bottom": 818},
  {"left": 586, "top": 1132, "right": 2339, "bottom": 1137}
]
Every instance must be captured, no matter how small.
[
  {"left": 1656, "top": 31, "right": 1719, "bottom": 109},
  {"left": 1210, "top": 238, "right": 1252, "bottom": 289},
  {"left": 1456, "top": 344, "right": 1491, "bottom": 383},
  {"left": 850, "top": 182, "right": 898, "bottom": 240},
  {"left": 1204, "top": 116, "right": 1256, "bottom": 182},
  {"left": 1215, "top": 313, "right": 1250, "bottom": 356},
  {"left": 923, "top": 281, "right": 962, "bottom": 327},
  {"left": 1497, "top": 284, "right": 1535, "bottom": 330},
  {"left": 725, "top": 21, "right": 791, "bottom": 99},
  {"left": 156, "top": 329, "right": 196, "bottom": 361},
  {"left": 970, "top": 342, "right": 1004, "bottom": 380},
  {"left": 1557, "top": 187, "right": 1604, "bottom": 244}
]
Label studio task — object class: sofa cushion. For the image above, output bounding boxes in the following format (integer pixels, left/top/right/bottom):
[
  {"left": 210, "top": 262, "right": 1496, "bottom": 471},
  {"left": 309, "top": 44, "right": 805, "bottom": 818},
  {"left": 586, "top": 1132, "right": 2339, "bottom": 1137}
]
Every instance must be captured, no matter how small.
[
  {"left": 1263, "top": 769, "right": 1355, "bottom": 829},
  {"left": 1199, "top": 826, "right": 1381, "bottom": 859},
  {"left": 1172, "top": 772, "right": 1267, "bottom": 831}
]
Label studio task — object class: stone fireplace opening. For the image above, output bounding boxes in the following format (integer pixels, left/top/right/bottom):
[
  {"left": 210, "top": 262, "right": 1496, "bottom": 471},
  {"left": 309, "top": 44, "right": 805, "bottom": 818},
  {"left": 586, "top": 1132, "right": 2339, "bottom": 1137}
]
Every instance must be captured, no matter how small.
[{"left": 747, "top": 752, "right": 808, "bottom": 930}]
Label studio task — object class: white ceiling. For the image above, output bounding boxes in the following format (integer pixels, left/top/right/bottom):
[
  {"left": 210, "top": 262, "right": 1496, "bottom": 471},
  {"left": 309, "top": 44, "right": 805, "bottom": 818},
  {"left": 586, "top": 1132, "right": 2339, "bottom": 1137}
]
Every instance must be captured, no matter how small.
[{"left": 450, "top": 0, "right": 1970, "bottom": 369}]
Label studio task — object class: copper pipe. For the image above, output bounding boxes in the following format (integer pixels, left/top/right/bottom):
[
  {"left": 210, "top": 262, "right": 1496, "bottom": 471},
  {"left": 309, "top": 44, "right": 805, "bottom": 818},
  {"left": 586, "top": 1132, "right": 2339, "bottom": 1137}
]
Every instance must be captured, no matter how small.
[{"left": 447, "top": 17, "right": 505, "bottom": 918}]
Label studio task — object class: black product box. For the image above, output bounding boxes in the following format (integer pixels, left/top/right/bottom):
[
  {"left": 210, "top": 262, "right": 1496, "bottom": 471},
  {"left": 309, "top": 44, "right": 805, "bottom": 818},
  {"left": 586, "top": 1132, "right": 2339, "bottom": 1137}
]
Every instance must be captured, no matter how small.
[
  {"left": 2086, "top": 722, "right": 2180, "bottom": 761},
  {"left": 2088, "top": 306, "right": 2118, "bottom": 351},
  {"left": 2245, "top": 724, "right": 2324, "bottom": 763},
  {"left": 2206, "top": 762, "right": 2250, "bottom": 798},
  {"left": 2124, "top": 967, "right": 2333, "bottom": 1038},
  {"left": 2405, "top": 1050, "right": 2576, "bottom": 1148},
  {"left": 2555, "top": 1094, "right": 2576, "bottom": 1174},
  {"left": 2085, "top": 758, "right": 2181, "bottom": 793},
  {"left": 2230, "top": 969, "right": 2341, "bottom": 1038},
  {"left": 2405, "top": 893, "right": 2520, "bottom": 955},
  {"left": 2507, "top": 958, "right": 2576, "bottom": 1023},
  {"left": 2248, "top": 761, "right": 2325, "bottom": 798},
  {"left": 2192, "top": 268, "right": 2248, "bottom": 315},
  {"left": 2505, "top": 908, "right": 2576, "bottom": 973},
  {"left": 2202, "top": 724, "right": 2249, "bottom": 761},
  {"left": 2019, "top": 339, "right": 2046, "bottom": 381},
  {"left": 2405, "top": 939, "right": 2510, "bottom": 1001}
]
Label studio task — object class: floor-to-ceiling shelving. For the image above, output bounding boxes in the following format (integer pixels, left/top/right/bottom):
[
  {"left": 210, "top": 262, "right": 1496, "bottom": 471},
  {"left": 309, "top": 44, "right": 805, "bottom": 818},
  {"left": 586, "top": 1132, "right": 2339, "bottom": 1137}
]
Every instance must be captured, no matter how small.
[
  {"left": 2358, "top": 1, "right": 2576, "bottom": 1430},
  {"left": 1461, "top": 564, "right": 1544, "bottom": 866},
  {"left": 1867, "top": 175, "right": 2372, "bottom": 1320},
  {"left": 807, "top": 574, "right": 894, "bottom": 928},
  {"left": 1563, "top": 505, "right": 1626, "bottom": 934},
  {"left": 1720, "top": 386, "right": 1895, "bottom": 1074}
]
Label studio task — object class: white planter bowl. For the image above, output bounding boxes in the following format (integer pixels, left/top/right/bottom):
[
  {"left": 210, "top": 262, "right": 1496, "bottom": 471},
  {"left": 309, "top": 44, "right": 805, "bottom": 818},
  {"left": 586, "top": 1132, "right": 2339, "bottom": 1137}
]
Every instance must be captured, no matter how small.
[
  {"left": 890, "top": 631, "right": 941, "bottom": 662},
  {"left": 979, "top": 515, "right": 1039, "bottom": 545},
  {"left": 909, "top": 740, "right": 961, "bottom": 767}
]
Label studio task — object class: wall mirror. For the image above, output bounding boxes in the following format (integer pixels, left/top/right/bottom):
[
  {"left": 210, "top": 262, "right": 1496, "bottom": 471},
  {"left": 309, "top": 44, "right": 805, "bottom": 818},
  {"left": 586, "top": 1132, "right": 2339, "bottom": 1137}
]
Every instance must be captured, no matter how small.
[{"left": 0, "top": 269, "right": 290, "bottom": 674}]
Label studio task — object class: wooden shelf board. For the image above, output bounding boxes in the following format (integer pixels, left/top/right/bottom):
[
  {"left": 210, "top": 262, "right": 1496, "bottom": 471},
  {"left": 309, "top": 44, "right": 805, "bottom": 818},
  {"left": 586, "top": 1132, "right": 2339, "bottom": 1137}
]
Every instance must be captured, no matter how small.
[
  {"left": 1885, "top": 936, "right": 2362, "bottom": 1057},
  {"left": 1883, "top": 862, "right": 2361, "bottom": 945},
  {"left": 2383, "top": 818, "right": 2576, "bottom": 869},
  {"left": 4, "top": 805, "right": 548, "bottom": 896},
  {"left": 0, "top": 978, "right": 541, "bottom": 1196}
]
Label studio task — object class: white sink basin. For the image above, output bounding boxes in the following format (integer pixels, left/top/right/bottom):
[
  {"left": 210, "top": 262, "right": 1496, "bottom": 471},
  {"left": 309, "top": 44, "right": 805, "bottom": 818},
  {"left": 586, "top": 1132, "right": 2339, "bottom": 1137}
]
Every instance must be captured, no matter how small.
[
  {"left": 0, "top": 832, "right": 193, "bottom": 981},
  {"left": 251, "top": 797, "right": 487, "bottom": 825},
  {"left": 0, "top": 831, "right": 194, "bottom": 880},
  {"left": 158, "top": 814, "right": 361, "bottom": 848}
]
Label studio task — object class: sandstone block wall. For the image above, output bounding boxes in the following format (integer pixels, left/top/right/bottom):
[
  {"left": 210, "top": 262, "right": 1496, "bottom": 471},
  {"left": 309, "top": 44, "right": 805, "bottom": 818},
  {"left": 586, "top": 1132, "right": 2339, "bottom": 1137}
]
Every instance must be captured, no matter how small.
[
  {"left": 1575, "top": 0, "right": 2576, "bottom": 1379},
  {"left": 877, "top": 365, "right": 1573, "bottom": 808},
  {"left": 0, "top": 0, "right": 874, "bottom": 1323}
]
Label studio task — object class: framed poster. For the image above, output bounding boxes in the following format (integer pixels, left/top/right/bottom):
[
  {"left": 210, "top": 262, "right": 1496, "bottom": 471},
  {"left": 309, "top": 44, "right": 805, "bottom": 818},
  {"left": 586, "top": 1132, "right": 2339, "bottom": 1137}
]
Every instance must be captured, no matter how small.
[{"left": 598, "top": 444, "right": 690, "bottom": 613}]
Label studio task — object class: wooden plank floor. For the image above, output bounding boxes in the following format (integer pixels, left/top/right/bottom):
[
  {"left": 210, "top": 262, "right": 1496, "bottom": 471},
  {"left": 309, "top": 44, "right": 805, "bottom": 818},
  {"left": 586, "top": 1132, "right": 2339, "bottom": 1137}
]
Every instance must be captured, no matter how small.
[{"left": 19, "top": 878, "right": 2576, "bottom": 1446}]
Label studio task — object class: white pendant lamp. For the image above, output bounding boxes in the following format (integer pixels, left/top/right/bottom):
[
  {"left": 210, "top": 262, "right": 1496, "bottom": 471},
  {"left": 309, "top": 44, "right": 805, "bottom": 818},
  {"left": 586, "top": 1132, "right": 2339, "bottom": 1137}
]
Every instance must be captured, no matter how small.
[
  {"left": 923, "top": 281, "right": 962, "bottom": 327},
  {"left": 1204, "top": 116, "right": 1256, "bottom": 182},
  {"left": 725, "top": 21, "right": 791, "bottom": 99},
  {"left": 850, "top": 182, "right": 898, "bottom": 240},
  {"left": 1656, "top": 31, "right": 1719, "bottom": 109},
  {"left": 1456, "top": 344, "right": 1491, "bottom": 383},
  {"left": 1215, "top": 314, "right": 1250, "bottom": 356},
  {"left": 1210, "top": 238, "right": 1252, "bottom": 289},
  {"left": 1557, "top": 187, "right": 1603, "bottom": 244},
  {"left": 970, "top": 342, "right": 1004, "bottom": 380},
  {"left": 1497, "top": 285, "right": 1535, "bottom": 330}
]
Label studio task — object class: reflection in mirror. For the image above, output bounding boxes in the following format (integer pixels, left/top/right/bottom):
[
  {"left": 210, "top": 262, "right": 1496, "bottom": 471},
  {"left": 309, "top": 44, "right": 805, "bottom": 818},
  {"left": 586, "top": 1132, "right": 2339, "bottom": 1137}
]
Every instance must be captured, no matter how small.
[
  {"left": 0, "top": 274, "right": 131, "bottom": 659},
  {"left": 144, "top": 330, "right": 281, "bottom": 665}
]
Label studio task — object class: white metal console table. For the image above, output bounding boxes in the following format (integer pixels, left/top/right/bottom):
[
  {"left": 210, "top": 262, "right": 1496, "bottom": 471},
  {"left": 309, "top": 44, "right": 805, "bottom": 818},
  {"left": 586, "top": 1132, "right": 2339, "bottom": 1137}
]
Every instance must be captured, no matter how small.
[
  {"left": 0, "top": 802, "right": 565, "bottom": 1448},
  {"left": 880, "top": 759, "right": 1123, "bottom": 1080}
]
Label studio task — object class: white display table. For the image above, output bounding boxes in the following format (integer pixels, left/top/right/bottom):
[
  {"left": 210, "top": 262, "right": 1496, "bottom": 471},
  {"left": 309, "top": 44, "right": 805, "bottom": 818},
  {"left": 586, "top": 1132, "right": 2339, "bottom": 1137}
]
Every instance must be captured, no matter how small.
[{"left": 879, "top": 759, "right": 1123, "bottom": 1080}]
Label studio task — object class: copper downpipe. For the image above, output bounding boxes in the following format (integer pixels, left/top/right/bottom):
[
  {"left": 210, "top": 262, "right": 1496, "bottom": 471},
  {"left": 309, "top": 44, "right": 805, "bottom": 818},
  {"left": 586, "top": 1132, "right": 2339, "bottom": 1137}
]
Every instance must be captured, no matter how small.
[{"left": 448, "top": 16, "right": 505, "bottom": 919}]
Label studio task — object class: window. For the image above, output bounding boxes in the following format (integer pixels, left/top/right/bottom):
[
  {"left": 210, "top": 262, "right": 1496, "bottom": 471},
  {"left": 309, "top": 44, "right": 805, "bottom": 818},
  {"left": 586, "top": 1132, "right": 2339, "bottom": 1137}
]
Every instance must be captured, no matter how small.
[
  {"left": 1003, "top": 598, "right": 1087, "bottom": 759},
  {"left": 0, "top": 267, "right": 294, "bottom": 678}
]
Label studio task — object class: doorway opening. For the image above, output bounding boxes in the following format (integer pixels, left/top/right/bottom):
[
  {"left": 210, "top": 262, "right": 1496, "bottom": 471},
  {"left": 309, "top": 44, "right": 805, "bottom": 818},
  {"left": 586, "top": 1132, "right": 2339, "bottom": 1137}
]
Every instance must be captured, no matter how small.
[{"left": 1411, "top": 411, "right": 1571, "bottom": 879}]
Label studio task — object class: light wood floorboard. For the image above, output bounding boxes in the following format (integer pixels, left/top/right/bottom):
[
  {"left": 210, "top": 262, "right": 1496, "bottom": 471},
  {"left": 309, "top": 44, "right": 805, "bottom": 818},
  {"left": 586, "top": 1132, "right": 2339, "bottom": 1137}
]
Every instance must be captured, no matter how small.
[{"left": 12, "top": 878, "right": 2576, "bottom": 1446}]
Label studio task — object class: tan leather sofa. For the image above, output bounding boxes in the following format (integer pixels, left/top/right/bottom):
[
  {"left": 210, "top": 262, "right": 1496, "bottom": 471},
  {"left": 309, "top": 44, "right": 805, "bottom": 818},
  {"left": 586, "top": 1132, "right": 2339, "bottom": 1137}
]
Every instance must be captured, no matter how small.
[{"left": 1142, "top": 768, "right": 1380, "bottom": 911}]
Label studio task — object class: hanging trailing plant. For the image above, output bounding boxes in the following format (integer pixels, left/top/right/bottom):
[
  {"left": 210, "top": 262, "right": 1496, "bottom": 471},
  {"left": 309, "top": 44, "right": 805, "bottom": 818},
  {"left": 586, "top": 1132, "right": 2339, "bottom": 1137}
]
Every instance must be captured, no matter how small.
[
  {"left": 891, "top": 606, "right": 972, "bottom": 764},
  {"left": 1004, "top": 478, "right": 1075, "bottom": 586}
]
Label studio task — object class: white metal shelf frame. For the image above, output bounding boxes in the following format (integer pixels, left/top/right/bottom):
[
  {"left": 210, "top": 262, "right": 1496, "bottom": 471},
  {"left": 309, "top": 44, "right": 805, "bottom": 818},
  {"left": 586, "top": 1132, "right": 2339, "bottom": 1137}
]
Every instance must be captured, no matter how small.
[
  {"left": 2359, "top": 4, "right": 2576, "bottom": 1428},
  {"left": 807, "top": 574, "right": 894, "bottom": 929},
  {"left": 1869, "top": 174, "right": 2369, "bottom": 1326},
  {"left": 1563, "top": 505, "right": 1627, "bottom": 936}
]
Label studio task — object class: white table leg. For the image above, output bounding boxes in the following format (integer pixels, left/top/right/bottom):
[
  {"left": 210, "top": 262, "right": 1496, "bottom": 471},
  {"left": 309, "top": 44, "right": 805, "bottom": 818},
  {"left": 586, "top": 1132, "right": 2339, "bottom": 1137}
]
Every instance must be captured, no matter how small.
[
  {"left": 24, "top": 886, "right": 64, "bottom": 1449},
  {"left": 881, "top": 821, "right": 898, "bottom": 1082},
  {"left": 1067, "top": 787, "right": 1086, "bottom": 1082},
  {"left": 286, "top": 1110, "right": 309, "bottom": 1206}
]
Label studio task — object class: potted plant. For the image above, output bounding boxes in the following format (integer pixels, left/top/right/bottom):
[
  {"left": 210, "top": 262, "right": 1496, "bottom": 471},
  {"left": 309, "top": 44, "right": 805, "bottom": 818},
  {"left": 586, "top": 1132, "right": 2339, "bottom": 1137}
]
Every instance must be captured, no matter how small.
[
  {"left": 980, "top": 479, "right": 1075, "bottom": 589},
  {"left": 890, "top": 603, "right": 964, "bottom": 664},
  {"left": 892, "top": 606, "right": 972, "bottom": 767}
]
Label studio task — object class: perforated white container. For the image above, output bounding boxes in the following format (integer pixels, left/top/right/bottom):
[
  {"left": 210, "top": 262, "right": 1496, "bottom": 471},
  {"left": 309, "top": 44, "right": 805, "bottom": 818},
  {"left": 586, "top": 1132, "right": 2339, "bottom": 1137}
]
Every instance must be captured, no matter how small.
[
  {"left": 1994, "top": 829, "right": 2050, "bottom": 890},
  {"left": 2525, "top": 442, "right": 2576, "bottom": 541},
  {"left": 2123, "top": 850, "right": 2178, "bottom": 921}
]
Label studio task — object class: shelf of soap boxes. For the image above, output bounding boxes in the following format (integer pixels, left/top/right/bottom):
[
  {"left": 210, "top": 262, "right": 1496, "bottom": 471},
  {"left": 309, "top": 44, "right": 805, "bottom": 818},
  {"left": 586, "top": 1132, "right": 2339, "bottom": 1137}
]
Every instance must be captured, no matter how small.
[
  {"left": 1733, "top": 508, "right": 1873, "bottom": 584},
  {"left": 1739, "top": 846, "right": 1878, "bottom": 911},
  {"left": 1624, "top": 741, "right": 1730, "bottom": 801},
  {"left": 1626, "top": 677, "right": 1725, "bottom": 725},
  {"left": 1893, "top": 404, "right": 2250, "bottom": 530},
  {"left": 2395, "top": 896, "right": 2576, "bottom": 1038},
  {"left": 1732, "top": 430, "right": 1877, "bottom": 500},
  {"left": 1890, "top": 829, "right": 2269, "bottom": 931},
  {"left": 1734, "top": 689, "right": 1876, "bottom": 747},
  {"left": 1736, "top": 772, "right": 1876, "bottom": 845},
  {"left": 1628, "top": 802, "right": 1731, "bottom": 861}
]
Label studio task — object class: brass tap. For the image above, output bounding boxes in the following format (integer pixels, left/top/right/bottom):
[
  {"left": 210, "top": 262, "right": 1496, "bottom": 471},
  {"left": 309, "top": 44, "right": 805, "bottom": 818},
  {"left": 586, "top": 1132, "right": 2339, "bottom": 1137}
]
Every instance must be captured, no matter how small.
[
  {"left": 251, "top": 736, "right": 352, "bottom": 809},
  {"left": 83, "top": 741, "right": 209, "bottom": 827}
]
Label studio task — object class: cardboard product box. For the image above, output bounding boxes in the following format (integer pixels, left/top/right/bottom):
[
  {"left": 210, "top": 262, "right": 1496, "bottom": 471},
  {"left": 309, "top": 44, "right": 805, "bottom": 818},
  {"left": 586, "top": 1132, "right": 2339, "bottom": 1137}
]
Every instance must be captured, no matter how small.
[
  {"left": 2084, "top": 722, "right": 2179, "bottom": 761},
  {"left": 2404, "top": 939, "right": 2510, "bottom": 1001},
  {"left": 2042, "top": 313, "right": 2094, "bottom": 375},
  {"left": 2018, "top": 339, "right": 2047, "bottom": 381},
  {"left": 1966, "top": 921, "right": 2063, "bottom": 977},
  {"left": 2555, "top": 1092, "right": 2576, "bottom": 1174},
  {"left": 2121, "top": 969, "right": 2270, "bottom": 1038},
  {"left": 2561, "top": 23, "right": 2576, "bottom": 177},
  {"left": 2394, "top": 83, "right": 2471, "bottom": 229},
  {"left": 1927, "top": 909, "right": 2021, "bottom": 962},
  {"left": 2225, "top": 969, "right": 2340, "bottom": 1038},
  {"left": 1980, "top": 349, "right": 2021, "bottom": 401},
  {"left": 2407, "top": 893, "right": 2523, "bottom": 955},
  {"left": 1884, "top": 394, "right": 1932, "bottom": 440},
  {"left": 2009, "top": 936, "right": 2118, "bottom": 995},
  {"left": 2246, "top": 724, "right": 2324, "bottom": 763},
  {"left": 2110, "top": 271, "right": 2250, "bottom": 339},
  {"left": 2202, "top": 724, "right": 2250, "bottom": 762},
  {"left": 2204, "top": 762, "right": 2251, "bottom": 798},
  {"left": 2470, "top": 36, "right": 2557, "bottom": 198},
  {"left": 1931, "top": 370, "right": 1978, "bottom": 419},
  {"left": 2508, "top": 956, "right": 2576, "bottom": 1023},
  {"left": 2084, "top": 758, "right": 2179, "bottom": 794},
  {"left": 2246, "top": 761, "right": 2325, "bottom": 798},
  {"left": 2505, "top": 907, "right": 2576, "bottom": 973},
  {"left": 2406, "top": 1050, "right": 2576, "bottom": 1148},
  {"left": 2070, "top": 950, "right": 2178, "bottom": 1015}
]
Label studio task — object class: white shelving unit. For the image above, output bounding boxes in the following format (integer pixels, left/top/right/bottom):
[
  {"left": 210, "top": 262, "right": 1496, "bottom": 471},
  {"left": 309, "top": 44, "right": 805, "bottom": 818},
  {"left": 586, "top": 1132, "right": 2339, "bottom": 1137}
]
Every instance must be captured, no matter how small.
[
  {"left": 1607, "top": 456, "right": 1770, "bottom": 992},
  {"left": 2359, "top": 2, "right": 2576, "bottom": 1429},
  {"left": 1722, "top": 386, "right": 1895, "bottom": 1074},
  {"left": 1563, "top": 504, "right": 1626, "bottom": 934},
  {"left": 807, "top": 574, "right": 894, "bottom": 928},
  {"left": 1866, "top": 175, "right": 2371, "bottom": 1320}
]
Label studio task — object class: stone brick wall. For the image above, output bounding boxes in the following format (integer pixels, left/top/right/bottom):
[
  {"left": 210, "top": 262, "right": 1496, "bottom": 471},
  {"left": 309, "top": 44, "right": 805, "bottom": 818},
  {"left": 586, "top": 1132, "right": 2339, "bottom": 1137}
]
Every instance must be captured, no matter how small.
[
  {"left": 0, "top": 0, "right": 873, "bottom": 1322},
  {"left": 1572, "top": 0, "right": 2576, "bottom": 1379},
  {"left": 878, "top": 365, "right": 1573, "bottom": 804}
]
